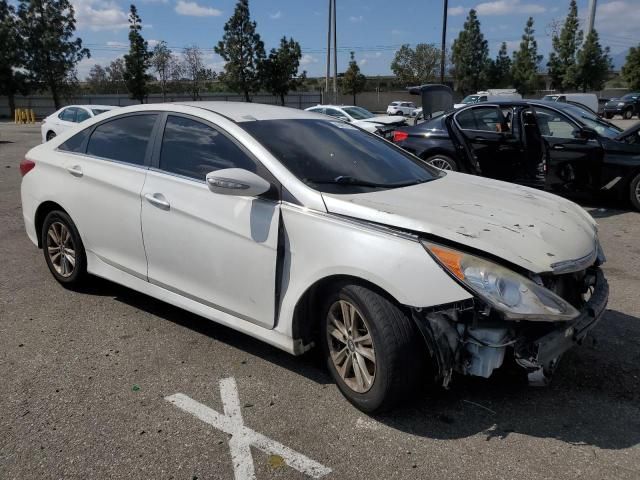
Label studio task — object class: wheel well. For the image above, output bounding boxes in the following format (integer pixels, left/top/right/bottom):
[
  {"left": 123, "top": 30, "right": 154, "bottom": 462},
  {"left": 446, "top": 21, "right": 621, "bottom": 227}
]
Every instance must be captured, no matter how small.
[
  {"left": 290, "top": 274, "right": 401, "bottom": 348},
  {"left": 34, "top": 201, "right": 67, "bottom": 248}
]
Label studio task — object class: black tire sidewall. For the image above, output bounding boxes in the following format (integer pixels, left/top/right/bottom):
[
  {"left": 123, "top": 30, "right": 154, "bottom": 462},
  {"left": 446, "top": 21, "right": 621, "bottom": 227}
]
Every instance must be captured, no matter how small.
[
  {"left": 623, "top": 109, "right": 633, "bottom": 120},
  {"left": 41, "top": 211, "right": 87, "bottom": 285},
  {"left": 630, "top": 173, "right": 640, "bottom": 211}
]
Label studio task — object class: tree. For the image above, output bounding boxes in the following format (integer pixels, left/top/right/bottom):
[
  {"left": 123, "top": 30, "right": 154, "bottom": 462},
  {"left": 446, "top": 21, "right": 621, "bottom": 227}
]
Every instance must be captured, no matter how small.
[
  {"left": 106, "top": 58, "right": 126, "bottom": 93},
  {"left": 182, "top": 45, "right": 205, "bottom": 100},
  {"left": 0, "top": 0, "right": 28, "bottom": 117},
  {"left": 575, "top": 30, "right": 612, "bottom": 92},
  {"left": 123, "top": 5, "right": 150, "bottom": 103},
  {"left": 151, "top": 41, "right": 175, "bottom": 101},
  {"left": 486, "top": 42, "right": 512, "bottom": 88},
  {"left": 547, "top": 0, "right": 582, "bottom": 91},
  {"left": 451, "top": 9, "right": 489, "bottom": 94},
  {"left": 214, "top": 0, "right": 265, "bottom": 102},
  {"left": 342, "top": 51, "right": 367, "bottom": 105},
  {"left": 511, "top": 17, "right": 542, "bottom": 95},
  {"left": 390, "top": 43, "right": 440, "bottom": 86},
  {"left": 621, "top": 44, "right": 640, "bottom": 90},
  {"left": 86, "top": 64, "right": 108, "bottom": 93},
  {"left": 260, "top": 36, "right": 305, "bottom": 106},
  {"left": 17, "top": 0, "right": 89, "bottom": 109}
]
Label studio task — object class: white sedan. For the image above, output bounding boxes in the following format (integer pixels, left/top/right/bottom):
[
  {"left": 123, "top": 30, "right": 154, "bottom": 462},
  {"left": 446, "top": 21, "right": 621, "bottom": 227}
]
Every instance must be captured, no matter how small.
[
  {"left": 41, "top": 105, "right": 118, "bottom": 143},
  {"left": 304, "top": 105, "right": 407, "bottom": 138},
  {"left": 21, "top": 102, "right": 609, "bottom": 412},
  {"left": 386, "top": 101, "right": 417, "bottom": 116}
]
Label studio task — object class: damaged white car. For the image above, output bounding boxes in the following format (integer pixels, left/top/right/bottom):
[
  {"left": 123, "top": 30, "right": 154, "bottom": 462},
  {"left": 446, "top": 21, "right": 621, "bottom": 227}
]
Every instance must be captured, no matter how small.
[{"left": 20, "top": 103, "right": 609, "bottom": 413}]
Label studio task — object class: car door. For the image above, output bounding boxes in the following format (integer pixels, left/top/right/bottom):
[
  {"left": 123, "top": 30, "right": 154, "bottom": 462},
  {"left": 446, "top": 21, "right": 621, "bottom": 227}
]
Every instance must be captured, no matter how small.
[
  {"left": 452, "top": 105, "right": 522, "bottom": 181},
  {"left": 57, "top": 112, "right": 159, "bottom": 278},
  {"left": 140, "top": 113, "right": 280, "bottom": 328},
  {"left": 532, "top": 105, "right": 603, "bottom": 193}
]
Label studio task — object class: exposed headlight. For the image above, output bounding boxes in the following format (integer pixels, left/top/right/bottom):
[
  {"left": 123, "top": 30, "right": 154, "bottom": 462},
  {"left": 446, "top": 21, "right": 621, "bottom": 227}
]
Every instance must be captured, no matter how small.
[
  {"left": 618, "top": 102, "right": 625, "bottom": 106},
  {"left": 422, "top": 241, "right": 580, "bottom": 321}
]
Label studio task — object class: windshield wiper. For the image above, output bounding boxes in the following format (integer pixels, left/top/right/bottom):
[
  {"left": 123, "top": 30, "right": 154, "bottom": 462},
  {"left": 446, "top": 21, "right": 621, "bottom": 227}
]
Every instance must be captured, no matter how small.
[{"left": 305, "top": 175, "right": 428, "bottom": 188}]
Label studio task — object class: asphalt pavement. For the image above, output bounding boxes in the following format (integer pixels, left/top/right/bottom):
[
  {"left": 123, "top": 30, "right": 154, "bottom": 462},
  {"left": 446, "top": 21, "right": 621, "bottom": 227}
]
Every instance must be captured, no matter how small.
[{"left": 1, "top": 120, "right": 639, "bottom": 480}]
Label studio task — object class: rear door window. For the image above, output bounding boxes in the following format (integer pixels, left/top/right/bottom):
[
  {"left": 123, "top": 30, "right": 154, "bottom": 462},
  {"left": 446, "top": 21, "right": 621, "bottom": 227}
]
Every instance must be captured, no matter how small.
[
  {"left": 59, "top": 129, "right": 91, "bottom": 153},
  {"left": 86, "top": 114, "right": 157, "bottom": 165},
  {"left": 76, "top": 108, "right": 91, "bottom": 122},
  {"left": 159, "top": 115, "right": 257, "bottom": 180},
  {"left": 324, "top": 108, "right": 344, "bottom": 118},
  {"left": 455, "top": 107, "right": 505, "bottom": 132}
]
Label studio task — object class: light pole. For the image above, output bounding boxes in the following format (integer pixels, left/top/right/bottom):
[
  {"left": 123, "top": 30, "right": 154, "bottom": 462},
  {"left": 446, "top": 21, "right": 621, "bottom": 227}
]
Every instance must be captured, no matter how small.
[
  {"left": 325, "top": 0, "right": 332, "bottom": 100},
  {"left": 332, "top": 0, "right": 338, "bottom": 104},
  {"left": 440, "top": 0, "right": 448, "bottom": 84}
]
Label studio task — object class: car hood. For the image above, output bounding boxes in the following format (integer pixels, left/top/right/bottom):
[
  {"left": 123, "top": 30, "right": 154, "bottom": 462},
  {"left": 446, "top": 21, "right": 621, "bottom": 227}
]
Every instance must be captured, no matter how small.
[
  {"left": 615, "top": 123, "right": 640, "bottom": 141},
  {"left": 606, "top": 99, "right": 623, "bottom": 105},
  {"left": 358, "top": 115, "right": 407, "bottom": 126},
  {"left": 321, "top": 172, "right": 598, "bottom": 274}
]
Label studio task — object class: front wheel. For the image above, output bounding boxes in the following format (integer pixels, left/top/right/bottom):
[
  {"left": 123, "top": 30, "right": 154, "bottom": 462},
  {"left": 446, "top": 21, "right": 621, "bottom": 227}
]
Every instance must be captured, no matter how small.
[
  {"left": 623, "top": 109, "right": 633, "bottom": 120},
  {"left": 41, "top": 211, "right": 88, "bottom": 287},
  {"left": 424, "top": 154, "right": 458, "bottom": 171},
  {"left": 604, "top": 113, "right": 613, "bottom": 119},
  {"left": 321, "top": 284, "right": 425, "bottom": 413},
  {"left": 630, "top": 173, "right": 640, "bottom": 211}
]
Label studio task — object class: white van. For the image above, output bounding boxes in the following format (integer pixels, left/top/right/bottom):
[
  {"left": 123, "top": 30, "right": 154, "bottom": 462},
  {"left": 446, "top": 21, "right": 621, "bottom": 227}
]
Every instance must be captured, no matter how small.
[
  {"left": 541, "top": 93, "right": 598, "bottom": 114},
  {"left": 454, "top": 89, "right": 522, "bottom": 109}
]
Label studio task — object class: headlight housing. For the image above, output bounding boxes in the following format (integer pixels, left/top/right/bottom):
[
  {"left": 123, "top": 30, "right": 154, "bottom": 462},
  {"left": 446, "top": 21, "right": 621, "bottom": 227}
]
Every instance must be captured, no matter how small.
[
  {"left": 618, "top": 102, "right": 625, "bottom": 106},
  {"left": 422, "top": 241, "right": 580, "bottom": 321}
]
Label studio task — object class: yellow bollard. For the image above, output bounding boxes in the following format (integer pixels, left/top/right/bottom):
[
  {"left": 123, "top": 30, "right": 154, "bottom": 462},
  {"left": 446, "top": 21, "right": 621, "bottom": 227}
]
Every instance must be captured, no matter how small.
[
  {"left": 21, "top": 109, "right": 28, "bottom": 124},
  {"left": 14, "top": 109, "right": 20, "bottom": 124},
  {"left": 29, "top": 109, "right": 36, "bottom": 124}
]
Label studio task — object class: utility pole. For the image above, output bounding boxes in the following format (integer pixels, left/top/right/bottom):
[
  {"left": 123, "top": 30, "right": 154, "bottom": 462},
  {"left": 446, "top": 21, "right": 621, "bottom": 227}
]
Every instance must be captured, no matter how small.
[
  {"left": 440, "top": 0, "right": 448, "bottom": 84},
  {"left": 586, "top": 0, "right": 597, "bottom": 36},
  {"left": 325, "top": 0, "right": 332, "bottom": 101},
  {"left": 332, "top": 0, "right": 338, "bottom": 104}
]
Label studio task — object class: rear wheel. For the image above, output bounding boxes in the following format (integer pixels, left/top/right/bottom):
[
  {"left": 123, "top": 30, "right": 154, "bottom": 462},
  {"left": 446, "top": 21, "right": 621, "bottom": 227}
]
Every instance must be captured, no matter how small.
[
  {"left": 41, "top": 211, "right": 87, "bottom": 287},
  {"left": 424, "top": 154, "right": 458, "bottom": 171},
  {"left": 623, "top": 109, "right": 633, "bottom": 120},
  {"left": 46, "top": 131, "right": 56, "bottom": 141},
  {"left": 321, "top": 283, "right": 425, "bottom": 413},
  {"left": 630, "top": 173, "right": 640, "bottom": 211}
]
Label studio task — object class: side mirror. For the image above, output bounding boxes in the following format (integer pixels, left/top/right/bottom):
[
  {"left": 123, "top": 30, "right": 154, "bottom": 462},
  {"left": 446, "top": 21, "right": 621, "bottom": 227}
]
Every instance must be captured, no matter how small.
[
  {"left": 205, "top": 168, "right": 271, "bottom": 197},
  {"left": 579, "top": 127, "right": 598, "bottom": 140}
]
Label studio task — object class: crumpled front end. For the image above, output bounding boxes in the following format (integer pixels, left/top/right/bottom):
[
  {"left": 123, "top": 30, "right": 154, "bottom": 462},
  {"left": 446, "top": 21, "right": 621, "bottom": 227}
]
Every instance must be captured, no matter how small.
[{"left": 412, "top": 264, "right": 609, "bottom": 386}]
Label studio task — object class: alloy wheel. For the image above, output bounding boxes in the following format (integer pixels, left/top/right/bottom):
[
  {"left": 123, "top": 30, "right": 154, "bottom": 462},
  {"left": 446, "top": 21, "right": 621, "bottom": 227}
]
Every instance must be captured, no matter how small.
[
  {"left": 326, "top": 300, "right": 376, "bottom": 393},
  {"left": 46, "top": 221, "right": 76, "bottom": 277},
  {"left": 428, "top": 157, "right": 454, "bottom": 170},
  {"left": 635, "top": 180, "right": 640, "bottom": 204}
]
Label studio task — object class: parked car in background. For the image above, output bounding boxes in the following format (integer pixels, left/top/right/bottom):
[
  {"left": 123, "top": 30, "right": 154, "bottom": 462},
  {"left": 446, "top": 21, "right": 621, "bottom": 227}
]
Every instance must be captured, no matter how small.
[
  {"left": 41, "top": 105, "right": 119, "bottom": 143},
  {"left": 454, "top": 89, "right": 522, "bottom": 109},
  {"left": 410, "top": 107, "right": 423, "bottom": 119},
  {"left": 305, "top": 105, "right": 407, "bottom": 138},
  {"left": 20, "top": 102, "right": 609, "bottom": 412},
  {"left": 603, "top": 93, "right": 640, "bottom": 119},
  {"left": 541, "top": 93, "right": 598, "bottom": 114},
  {"left": 392, "top": 100, "right": 640, "bottom": 210},
  {"left": 386, "top": 101, "right": 417, "bottom": 116}
]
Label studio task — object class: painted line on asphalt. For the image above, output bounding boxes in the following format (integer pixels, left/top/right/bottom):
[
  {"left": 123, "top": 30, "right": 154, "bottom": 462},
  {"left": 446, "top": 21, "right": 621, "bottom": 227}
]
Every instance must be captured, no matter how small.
[{"left": 166, "top": 377, "right": 332, "bottom": 480}]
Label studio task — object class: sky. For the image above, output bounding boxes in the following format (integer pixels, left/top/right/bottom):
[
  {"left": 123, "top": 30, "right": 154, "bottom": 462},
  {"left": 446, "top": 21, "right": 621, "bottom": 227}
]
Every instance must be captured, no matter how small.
[{"left": 52, "top": 0, "right": 639, "bottom": 79}]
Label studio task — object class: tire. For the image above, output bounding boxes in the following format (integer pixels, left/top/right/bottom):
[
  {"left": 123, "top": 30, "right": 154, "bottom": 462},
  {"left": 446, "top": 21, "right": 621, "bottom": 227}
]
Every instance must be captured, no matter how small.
[
  {"left": 46, "top": 131, "right": 56, "bottom": 141},
  {"left": 424, "top": 154, "right": 458, "bottom": 171},
  {"left": 604, "top": 113, "right": 613, "bottom": 119},
  {"left": 630, "top": 173, "right": 640, "bottom": 212},
  {"left": 41, "top": 210, "right": 87, "bottom": 287},
  {"left": 321, "top": 283, "right": 425, "bottom": 413},
  {"left": 623, "top": 109, "right": 633, "bottom": 120}
]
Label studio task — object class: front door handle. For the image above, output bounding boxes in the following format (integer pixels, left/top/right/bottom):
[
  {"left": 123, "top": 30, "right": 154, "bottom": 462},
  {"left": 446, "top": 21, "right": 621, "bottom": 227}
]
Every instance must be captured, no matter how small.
[
  {"left": 144, "top": 193, "right": 170, "bottom": 211},
  {"left": 66, "top": 165, "right": 83, "bottom": 177},
  {"left": 552, "top": 144, "right": 565, "bottom": 150}
]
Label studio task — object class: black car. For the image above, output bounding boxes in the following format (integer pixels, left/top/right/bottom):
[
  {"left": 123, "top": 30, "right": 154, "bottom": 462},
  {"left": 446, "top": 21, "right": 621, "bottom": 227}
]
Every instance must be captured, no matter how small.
[
  {"left": 392, "top": 100, "right": 640, "bottom": 210},
  {"left": 603, "top": 92, "right": 640, "bottom": 119}
]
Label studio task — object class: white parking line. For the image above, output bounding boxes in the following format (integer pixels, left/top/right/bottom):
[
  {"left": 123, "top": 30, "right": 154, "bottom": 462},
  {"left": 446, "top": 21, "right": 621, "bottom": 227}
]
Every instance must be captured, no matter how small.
[{"left": 165, "top": 377, "right": 332, "bottom": 480}]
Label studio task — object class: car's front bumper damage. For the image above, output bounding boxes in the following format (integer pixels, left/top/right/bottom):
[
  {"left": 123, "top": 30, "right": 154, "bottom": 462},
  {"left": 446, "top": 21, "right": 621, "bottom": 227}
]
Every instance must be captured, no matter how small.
[{"left": 411, "top": 266, "right": 609, "bottom": 387}]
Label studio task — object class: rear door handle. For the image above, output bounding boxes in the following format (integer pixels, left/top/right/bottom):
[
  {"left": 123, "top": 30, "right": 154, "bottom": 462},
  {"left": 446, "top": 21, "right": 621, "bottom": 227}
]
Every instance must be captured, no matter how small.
[
  {"left": 66, "top": 165, "right": 83, "bottom": 177},
  {"left": 144, "top": 193, "right": 170, "bottom": 211}
]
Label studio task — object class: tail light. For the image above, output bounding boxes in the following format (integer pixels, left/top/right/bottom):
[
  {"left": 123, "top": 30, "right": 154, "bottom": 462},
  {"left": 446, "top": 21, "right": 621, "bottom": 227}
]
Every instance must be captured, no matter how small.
[
  {"left": 392, "top": 131, "right": 408, "bottom": 142},
  {"left": 20, "top": 158, "right": 35, "bottom": 176}
]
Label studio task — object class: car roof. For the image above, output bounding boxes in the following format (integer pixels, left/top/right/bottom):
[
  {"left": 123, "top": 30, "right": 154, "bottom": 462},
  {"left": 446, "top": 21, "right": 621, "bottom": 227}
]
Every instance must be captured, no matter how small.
[
  {"left": 63, "top": 105, "right": 119, "bottom": 110},
  {"left": 178, "top": 101, "right": 320, "bottom": 122}
]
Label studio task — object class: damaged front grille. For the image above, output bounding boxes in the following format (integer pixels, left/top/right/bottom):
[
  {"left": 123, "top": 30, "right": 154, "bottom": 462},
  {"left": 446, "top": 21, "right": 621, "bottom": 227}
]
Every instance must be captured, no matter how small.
[{"left": 540, "top": 267, "right": 597, "bottom": 309}]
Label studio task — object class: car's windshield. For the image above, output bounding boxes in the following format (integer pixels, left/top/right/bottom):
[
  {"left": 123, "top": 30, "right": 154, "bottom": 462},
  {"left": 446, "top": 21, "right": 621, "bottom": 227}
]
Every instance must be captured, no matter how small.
[
  {"left": 561, "top": 104, "right": 622, "bottom": 139},
  {"left": 461, "top": 95, "right": 481, "bottom": 104},
  {"left": 621, "top": 93, "right": 639, "bottom": 101},
  {"left": 91, "top": 109, "right": 110, "bottom": 115},
  {"left": 342, "top": 107, "right": 375, "bottom": 120},
  {"left": 241, "top": 119, "right": 440, "bottom": 194}
]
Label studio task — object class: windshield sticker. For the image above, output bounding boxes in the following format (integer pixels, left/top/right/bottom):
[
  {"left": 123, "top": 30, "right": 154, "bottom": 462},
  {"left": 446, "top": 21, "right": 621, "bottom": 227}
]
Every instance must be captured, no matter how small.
[{"left": 329, "top": 121, "right": 358, "bottom": 130}]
